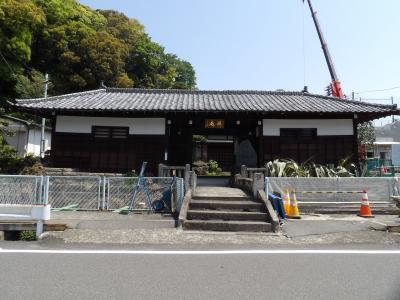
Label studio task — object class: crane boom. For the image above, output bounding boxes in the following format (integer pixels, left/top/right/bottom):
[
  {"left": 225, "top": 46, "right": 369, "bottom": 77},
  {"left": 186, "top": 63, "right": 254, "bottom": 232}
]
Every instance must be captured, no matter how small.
[{"left": 304, "top": 0, "right": 345, "bottom": 98}]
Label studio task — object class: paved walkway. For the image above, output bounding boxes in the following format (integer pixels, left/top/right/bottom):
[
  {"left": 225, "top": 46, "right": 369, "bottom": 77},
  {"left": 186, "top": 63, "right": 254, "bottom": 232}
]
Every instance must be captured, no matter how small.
[
  {"left": 194, "top": 186, "right": 249, "bottom": 198},
  {"left": 39, "top": 212, "right": 400, "bottom": 246}
]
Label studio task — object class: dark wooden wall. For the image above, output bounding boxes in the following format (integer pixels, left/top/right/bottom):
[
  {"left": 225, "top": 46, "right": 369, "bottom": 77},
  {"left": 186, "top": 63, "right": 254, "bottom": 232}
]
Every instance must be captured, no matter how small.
[
  {"left": 48, "top": 112, "right": 358, "bottom": 173},
  {"left": 261, "top": 135, "right": 354, "bottom": 165},
  {"left": 51, "top": 132, "right": 165, "bottom": 175}
]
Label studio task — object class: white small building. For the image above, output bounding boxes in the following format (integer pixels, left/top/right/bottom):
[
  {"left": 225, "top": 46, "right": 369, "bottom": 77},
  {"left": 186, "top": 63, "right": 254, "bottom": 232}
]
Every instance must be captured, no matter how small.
[
  {"left": 366, "top": 137, "right": 400, "bottom": 165},
  {"left": 0, "top": 115, "right": 51, "bottom": 157}
]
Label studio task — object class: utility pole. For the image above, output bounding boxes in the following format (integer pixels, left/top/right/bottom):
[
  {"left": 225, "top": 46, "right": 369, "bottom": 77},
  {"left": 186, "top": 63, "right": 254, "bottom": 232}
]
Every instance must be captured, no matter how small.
[
  {"left": 391, "top": 96, "right": 395, "bottom": 123},
  {"left": 352, "top": 92, "right": 355, "bottom": 100},
  {"left": 40, "top": 73, "right": 49, "bottom": 159}
]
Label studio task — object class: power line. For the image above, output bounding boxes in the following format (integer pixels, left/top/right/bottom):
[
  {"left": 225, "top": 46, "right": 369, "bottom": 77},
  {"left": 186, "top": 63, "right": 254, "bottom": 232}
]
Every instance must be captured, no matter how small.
[
  {"left": 0, "top": 49, "right": 40, "bottom": 98},
  {"left": 0, "top": 50, "right": 31, "bottom": 97},
  {"left": 354, "top": 85, "right": 400, "bottom": 94},
  {"left": 357, "top": 98, "right": 399, "bottom": 103},
  {"left": 0, "top": 50, "right": 16, "bottom": 75}
]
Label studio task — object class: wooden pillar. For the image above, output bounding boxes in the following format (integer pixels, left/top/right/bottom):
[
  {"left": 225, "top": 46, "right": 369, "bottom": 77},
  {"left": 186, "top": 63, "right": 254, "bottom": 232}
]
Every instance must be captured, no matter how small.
[{"left": 352, "top": 118, "right": 359, "bottom": 164}]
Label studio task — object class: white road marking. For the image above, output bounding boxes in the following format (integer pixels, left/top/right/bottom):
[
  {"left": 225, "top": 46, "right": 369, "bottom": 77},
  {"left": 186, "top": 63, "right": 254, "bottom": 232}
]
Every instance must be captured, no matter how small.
[{"left": 0, "top": 249, "right": 399, "bottom": 255}]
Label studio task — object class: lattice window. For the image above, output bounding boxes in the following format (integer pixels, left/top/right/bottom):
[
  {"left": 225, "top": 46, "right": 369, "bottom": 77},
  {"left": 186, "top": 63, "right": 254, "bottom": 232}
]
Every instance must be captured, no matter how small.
[{"left": 92, "top": 126, "right": 129, "bottom": 139}]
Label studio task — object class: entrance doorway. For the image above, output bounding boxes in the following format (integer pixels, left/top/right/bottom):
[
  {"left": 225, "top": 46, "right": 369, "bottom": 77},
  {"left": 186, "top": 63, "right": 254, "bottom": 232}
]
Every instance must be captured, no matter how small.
[{"left": 192, "top": 135, "right": 234, "bottom": 174}]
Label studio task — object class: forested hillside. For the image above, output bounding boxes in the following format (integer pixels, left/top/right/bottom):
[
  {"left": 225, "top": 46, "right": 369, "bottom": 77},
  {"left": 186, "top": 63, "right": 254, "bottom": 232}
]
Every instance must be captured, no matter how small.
[{"left": 0, "top": 0, "right": 196, "bottom": 106}]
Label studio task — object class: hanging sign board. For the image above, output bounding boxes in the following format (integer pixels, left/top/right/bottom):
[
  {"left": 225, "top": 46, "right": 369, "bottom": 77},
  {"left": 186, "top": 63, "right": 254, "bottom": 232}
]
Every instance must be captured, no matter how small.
[{"left": 205, "top": 119, "right": 225, "bottom": 129}]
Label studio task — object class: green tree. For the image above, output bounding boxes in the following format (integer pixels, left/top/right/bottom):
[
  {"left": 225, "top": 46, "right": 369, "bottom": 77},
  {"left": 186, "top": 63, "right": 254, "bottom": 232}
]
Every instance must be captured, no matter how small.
[
  {"left": 0, "top": 0, "right": 45, "bottom": 102},
  {"left": 0, "top": 0, "right": 197, "bottom": 105},
  {"left": 14, "top": 69, "right": 51, "bottom": 99},
  {"left": 358, "top": 121, "right": 376, "bottom": 145}
]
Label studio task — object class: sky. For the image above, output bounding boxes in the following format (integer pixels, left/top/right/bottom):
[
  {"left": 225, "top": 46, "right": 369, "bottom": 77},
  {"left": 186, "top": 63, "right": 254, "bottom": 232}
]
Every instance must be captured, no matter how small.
[{"left": 80, "top": 0, "right": 400, "bottom": 125}]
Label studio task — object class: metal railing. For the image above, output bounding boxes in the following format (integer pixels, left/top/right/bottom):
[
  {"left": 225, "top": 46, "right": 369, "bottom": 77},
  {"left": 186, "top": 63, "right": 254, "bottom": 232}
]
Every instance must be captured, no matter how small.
[
  {"left": 266, "top": 177, "right": 400, "bottom": 203},
  {"left": 0, "top": 175, "right": 43, "bottom": 205}
]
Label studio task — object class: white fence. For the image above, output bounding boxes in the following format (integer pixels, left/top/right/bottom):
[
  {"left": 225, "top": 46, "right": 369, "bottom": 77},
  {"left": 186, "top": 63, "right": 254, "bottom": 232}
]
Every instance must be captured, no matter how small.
[
  {"left": 0, "top": 175, "right": 185, "bottom": 212},
  {"left": 266, "top": 177, "right": 400, "bottom": 204}
]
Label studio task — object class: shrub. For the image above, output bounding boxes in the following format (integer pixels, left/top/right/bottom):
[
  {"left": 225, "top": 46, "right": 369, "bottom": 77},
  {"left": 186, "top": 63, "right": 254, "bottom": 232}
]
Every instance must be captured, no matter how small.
[
  {"left": 19, "top": 230, "right": 37, "bottom": 241},
  {"left": 19, "top": 162, "right": 45, "bottom": 175},
  {"left": 192, "top": 160, "right": 208, "bottom": 175},
  {"left": 123, "top": 170, "right": 137, "bottom": 177},
  {"left": 265, "top": 157, "right": 358, "bottom": 177}
]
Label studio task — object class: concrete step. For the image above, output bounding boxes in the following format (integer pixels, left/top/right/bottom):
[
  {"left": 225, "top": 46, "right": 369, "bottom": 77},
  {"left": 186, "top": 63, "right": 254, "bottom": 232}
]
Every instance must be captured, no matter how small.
[
  {"left": 190, "top": 200, "right": 263, "bottom": 212},
  {"left": 192, "top": 195, "right": 253, "bottom": 201},
  {"left": 187, "top": 210, "right": 268, "bottom": 221},
  {"left": 184, "top": 219, "right": 272, "bottom": 232}
]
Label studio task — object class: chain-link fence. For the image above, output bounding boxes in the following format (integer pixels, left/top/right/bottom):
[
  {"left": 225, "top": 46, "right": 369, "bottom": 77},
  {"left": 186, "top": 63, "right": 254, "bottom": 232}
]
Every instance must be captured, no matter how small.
[
  {"left": 266, "top": 177, "right": 400, "bottom": 203},
  {"left": 0, "top": 175, "right": 185, "bottom": 212},
  {"left": 106, "top": 177, "right": 184, "bottom": 212},
  {"left": 0, "top": 175, "right": 43, "bottom": 205},
  {"left": 46, "top": 176, "right": 102, "bottom": 210}
]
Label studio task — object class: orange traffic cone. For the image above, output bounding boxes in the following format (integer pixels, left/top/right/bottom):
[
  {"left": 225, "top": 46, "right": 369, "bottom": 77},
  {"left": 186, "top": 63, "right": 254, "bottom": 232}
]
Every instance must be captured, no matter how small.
[
  {"left": 358, "top": 189, "right": 374, "bottom": 218},
  {"left": 287, "top": 191, "right": 301, "bottom": 219},
  {"left": 283, "top": 189, "right": 291, "bottom": 214}
]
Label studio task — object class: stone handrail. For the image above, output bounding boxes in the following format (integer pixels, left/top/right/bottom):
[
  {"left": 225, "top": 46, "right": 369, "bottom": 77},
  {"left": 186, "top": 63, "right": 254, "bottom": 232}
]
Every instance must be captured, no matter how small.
[
  {"left": 178, "top": 189, "right": 192, "bottom": 228},
  {"left": 234, "top": 172, "right": 280, "bottom": 232},
  {"left": 240, "top": 165, "right": 267, "bottom": 179},
  {"left": 234, "top": 172, "right": 265, "bottom": 198},
  {"left": 257, "top": 190, "right": 280, "bottom": 232},
  {"left": 158, "top": 163, "right": 190, "bottom": 178},
  {"left": 158, "top": 163, "right": 191, "bottom": 191}
]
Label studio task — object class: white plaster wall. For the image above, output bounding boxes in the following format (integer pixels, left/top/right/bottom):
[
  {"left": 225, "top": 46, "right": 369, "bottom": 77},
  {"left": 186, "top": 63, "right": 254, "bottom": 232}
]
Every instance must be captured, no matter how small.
[
  {"left": 56, "top": 116, "right": 165, "bottom": 135},
  {"left": 263, "top": 119, "right": 353, "bottom": 136},
  {"left": 45, "top": 130, "right": 52, "bottom": 151},
  {"left": 4, "top": 131, "right": 27, "bottom": 157},
  {"left": 391, "top": 144, "right": 400, "bottom": 165},
  {"left": 27, "top": 128, "right": 42, "bottom": 156},
  {"left": 26, "top": 128, "right": 51, "bottom": 156}
]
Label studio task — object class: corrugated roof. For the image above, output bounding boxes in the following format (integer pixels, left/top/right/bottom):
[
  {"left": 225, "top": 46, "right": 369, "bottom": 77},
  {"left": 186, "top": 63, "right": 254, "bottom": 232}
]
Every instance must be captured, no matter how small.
[{"left": 12, "top": 87, "right": 399, "bottom": 115}]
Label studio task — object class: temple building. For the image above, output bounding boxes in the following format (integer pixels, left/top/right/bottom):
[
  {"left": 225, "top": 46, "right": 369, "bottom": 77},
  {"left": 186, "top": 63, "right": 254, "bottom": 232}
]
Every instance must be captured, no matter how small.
[{"left": 12, "top": 87, "right": 399, "bottom": 175}]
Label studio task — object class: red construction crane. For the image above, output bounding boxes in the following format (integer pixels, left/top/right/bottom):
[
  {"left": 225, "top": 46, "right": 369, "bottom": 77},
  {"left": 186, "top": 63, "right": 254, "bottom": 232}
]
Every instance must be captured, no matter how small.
[{"left": 304, "top": 0, "right": 345, "bottom": 98}]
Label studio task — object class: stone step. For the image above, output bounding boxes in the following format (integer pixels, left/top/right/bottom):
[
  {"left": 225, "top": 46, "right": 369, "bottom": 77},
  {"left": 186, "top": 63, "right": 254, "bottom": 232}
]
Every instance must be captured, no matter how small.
[
  {"left": 184, "top": 219, "right": 272, "bottom": 232},
  {"left": 190, "top": 200, "right": 264, "bottom": 212},
  {"left": 187, "top": 210, "right": 268, "bottom": 221},
  {"left": 192, "top": 195, "right": 253, "bottom": 201}
]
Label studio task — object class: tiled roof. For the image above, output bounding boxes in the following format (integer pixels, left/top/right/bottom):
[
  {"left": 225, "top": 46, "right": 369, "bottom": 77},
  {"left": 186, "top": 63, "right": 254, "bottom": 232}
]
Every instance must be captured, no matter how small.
[{"left": 12, "top": 87, "right": 399, "bottom": 115}]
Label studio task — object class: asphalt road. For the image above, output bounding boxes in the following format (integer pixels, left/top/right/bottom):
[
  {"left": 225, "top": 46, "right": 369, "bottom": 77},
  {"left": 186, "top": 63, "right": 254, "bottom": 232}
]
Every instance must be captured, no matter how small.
[{"left": 0, "top": 246, "right": 399, "bottom": 300}]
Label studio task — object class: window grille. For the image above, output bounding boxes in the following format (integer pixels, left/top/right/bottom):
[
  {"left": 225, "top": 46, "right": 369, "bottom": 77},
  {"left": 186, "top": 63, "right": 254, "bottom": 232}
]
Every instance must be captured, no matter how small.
[{"left": 92, "top": 126, "right": 129, "bottom": 139}]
